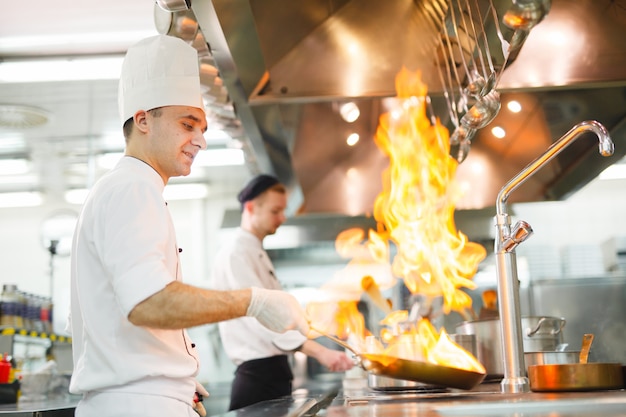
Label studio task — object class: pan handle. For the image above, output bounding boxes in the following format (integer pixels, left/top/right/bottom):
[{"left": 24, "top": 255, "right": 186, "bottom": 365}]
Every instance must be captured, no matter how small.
[
  {"left": 309, "top": 325, "right": 371, "bottom": 371},
  {"left": 526, "top": 317, "right": 566, "bottom": 337},
  {"left": 309, "top": 325, "right": 358, "bottom": 355}
]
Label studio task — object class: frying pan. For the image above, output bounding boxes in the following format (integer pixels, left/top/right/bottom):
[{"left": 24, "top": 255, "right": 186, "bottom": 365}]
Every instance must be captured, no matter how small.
[
  {"left": 528, "top": 334, "right": 624, "bottom": 392},
  {"left": 311, "top": 326, "right": 485, "bottom": 390}
]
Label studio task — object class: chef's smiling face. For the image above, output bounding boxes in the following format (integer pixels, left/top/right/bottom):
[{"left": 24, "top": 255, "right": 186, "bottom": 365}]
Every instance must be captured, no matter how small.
[
  {"left": 250, "top": 190, "right": 287, "bottom": 238},
  {"left": 135, "top": 105, "right": 208, "bottom": 183}
]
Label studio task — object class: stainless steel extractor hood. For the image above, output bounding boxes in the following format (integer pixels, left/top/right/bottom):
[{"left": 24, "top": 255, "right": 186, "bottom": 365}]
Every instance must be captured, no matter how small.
[{"left": 191, "top": 0, "right": 626, "bottom": 219}]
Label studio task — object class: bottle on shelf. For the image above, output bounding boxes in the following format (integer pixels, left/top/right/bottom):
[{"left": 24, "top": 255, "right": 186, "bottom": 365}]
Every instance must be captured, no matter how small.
[{"left": 0, "top": 284, "right": 20, "bottom": 328}]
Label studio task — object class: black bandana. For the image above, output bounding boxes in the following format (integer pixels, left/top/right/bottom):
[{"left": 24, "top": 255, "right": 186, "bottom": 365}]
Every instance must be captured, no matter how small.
[{"left": 237, "top": 174, "right": 280, "bottom": 205}]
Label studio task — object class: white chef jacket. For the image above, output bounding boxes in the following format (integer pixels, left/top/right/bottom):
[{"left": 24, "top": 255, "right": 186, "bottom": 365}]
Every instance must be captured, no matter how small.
[
  {"left": 211, "top": 228, "right": 306, "bottom": 365},
  {"left": 69, "top": 156, "right": 198, "bottom": 404}
]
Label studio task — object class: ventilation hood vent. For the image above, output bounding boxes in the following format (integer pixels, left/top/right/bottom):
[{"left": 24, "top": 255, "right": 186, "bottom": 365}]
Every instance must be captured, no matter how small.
[{"left": 192, "top": 0, "right": 626, "bottom": 218}]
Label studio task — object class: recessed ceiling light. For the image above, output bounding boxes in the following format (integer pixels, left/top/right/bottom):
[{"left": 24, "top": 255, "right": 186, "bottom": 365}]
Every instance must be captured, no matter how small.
[
  {"left": 491, "top": 126, "right": 506, "bottom": 139},
  {"left": 339, "top": 102, "right": 360, "bottom": 123},
  {"left": 507, "top": 100, "right": 522, "bottom": 113},
  {"left": 346, "top": 133, "right": 360, "bottom": 146}
]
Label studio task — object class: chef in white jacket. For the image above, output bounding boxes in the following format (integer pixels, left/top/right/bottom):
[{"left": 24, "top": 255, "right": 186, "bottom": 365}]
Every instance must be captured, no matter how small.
[
  {"left": 68, "top": 35, "right": 309, "bottom": 417},
  {"left": 211, "top": 175, "right": 354, "bottom": 411}
]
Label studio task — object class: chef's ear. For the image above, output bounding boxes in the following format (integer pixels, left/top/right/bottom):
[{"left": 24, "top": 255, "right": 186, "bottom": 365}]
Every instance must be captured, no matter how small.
[
  {"left": 133, "top": 110, "right": 150, "bottom": 134},
  {"left": 242, "top": 199, "right": 255, "bottom": 214}
]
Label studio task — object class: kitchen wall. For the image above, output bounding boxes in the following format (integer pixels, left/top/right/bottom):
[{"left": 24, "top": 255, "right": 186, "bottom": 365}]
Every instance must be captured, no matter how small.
[{"left": 0, "top": 174, "right": 625, "bottom": 384}]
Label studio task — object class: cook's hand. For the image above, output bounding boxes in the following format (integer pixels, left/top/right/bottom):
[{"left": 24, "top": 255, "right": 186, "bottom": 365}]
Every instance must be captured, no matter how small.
[
  {"left": 195, "top": 380, "right": 209, "bottom": 398},
  {"left": 247, "top": 287, "right": 310, "bottom": 335},
  {"left": 320, "top": 348, "right": 355, "bottom": 372},
  {"left": 192, "top": 380, "right": 209, "bottom": 417}
]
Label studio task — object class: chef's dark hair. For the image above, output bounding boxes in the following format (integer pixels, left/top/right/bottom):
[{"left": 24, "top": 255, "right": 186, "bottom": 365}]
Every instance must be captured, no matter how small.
[{"left": 237, "top": 174, "right": 284, "bottom": 208}]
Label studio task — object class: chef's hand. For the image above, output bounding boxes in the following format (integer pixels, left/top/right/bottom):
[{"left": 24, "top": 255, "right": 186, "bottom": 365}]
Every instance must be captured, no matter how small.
[
  {"left": 319, "top": 348, "right": 355, "bottom": 372},
  {"left": 192, "top": 380, "right": 209, "bottom": 416},
  {"left": 247, "top": 287, "right": 310, "bottom": 335}
]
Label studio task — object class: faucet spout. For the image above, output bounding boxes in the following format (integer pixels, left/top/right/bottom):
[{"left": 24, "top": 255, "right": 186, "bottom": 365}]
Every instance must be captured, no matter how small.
[{"left": 496, "top": 120, "right": 613, "bottom": 216}]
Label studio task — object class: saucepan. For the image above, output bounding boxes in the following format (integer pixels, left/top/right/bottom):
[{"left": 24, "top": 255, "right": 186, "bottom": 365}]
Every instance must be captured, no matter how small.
[
  {"left": 528, "top": 334, "right": 624, "bottom": 392},
  {"left": 311, "top": 326, "right": 485, "bottom": 390}
]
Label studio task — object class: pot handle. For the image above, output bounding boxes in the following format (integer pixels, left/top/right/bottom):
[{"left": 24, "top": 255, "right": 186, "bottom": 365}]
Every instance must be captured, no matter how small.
[{"left": 526, "top": 317, "right": 566, "bottom": 337}]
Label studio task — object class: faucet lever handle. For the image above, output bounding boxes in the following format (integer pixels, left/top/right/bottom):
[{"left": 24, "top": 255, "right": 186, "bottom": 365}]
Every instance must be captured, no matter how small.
[{"left": 503, "top": 220, "right": 533, "bottom": 252}]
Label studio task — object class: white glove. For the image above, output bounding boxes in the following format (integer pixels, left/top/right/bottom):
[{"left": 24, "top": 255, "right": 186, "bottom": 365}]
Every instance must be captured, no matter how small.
[{"left": 247, "top": 287, "right": 310, "bottom": 335}]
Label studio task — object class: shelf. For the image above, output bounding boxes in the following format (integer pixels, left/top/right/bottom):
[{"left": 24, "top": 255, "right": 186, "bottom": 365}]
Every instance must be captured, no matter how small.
[{"left": 0, "top": 327, "right": 71, "bottom": 344}]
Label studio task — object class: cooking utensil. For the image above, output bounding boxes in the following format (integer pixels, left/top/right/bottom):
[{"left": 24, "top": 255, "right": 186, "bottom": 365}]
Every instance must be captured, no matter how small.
[
  {"left": 579, "top": 333, "right": 594, "bottom": 364},
  {"left": 311, "top": 326, "right": 486, "bottom": 390},
  {"left": 367, "top": 373, "right": 443, "bottom": 391},
  {"left": 528, "top": 333, "right": 624, "bottom": 392},
  {"left": 456, "top": 316, "right": 566, "bottom": 377}
]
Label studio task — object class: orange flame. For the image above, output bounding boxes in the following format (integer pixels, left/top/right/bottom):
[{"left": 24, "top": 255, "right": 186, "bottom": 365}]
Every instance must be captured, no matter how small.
[
  {"left": 309, "top": 68, "right": 487, "bottom": 374},
  {"left": 372, "top": 67, "right": 486, "bottom": 314}
]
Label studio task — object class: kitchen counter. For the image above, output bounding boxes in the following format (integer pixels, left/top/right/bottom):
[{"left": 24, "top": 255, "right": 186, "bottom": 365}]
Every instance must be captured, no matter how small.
[
  {"left": 211, "top": 377, "right": 626, "bottom": 417},
  {"left": 0, "top": 395, "right": 79, "bottom": 416}
]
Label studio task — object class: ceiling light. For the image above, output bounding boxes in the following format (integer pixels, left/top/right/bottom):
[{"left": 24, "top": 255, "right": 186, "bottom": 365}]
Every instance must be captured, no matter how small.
[
  {"left": 0, "top": 158, "right": 31, "bottom": 175},
  {"left": 0, "top": 191, "right": 42, "bottom": 208},
  {"left": 0, "top": 105, "right": 51, "bottom": 128},
  {"left": 346, "top": 133, "right": 360, "bottom": 146},
  {"left": 339, "top": 102, "right": 361, "bottom": 123},
  {"left": 0, "top": 56, "right": 124, "bottom": 83},
  {"left": 507, "top": 100, "right": 522, "bottom": 113},
  {"left": 0, "top": 30, "right": 156, "bottom": 55},
  {"left": 491, "top": 126, "right": 506, "bottom": 139}
]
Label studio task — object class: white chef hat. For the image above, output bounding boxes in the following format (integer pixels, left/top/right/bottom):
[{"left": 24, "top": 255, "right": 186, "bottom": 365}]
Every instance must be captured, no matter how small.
[{"left": 118, "top": 34, "right": 205, "bottom": 124}]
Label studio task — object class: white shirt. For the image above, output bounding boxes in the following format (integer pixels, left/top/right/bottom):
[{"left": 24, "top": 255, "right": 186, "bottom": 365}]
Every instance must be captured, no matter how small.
[
  {"left": 69, "top": 157, "right": 198, "bottom": 403},
  {"left": 211, "top": 228, "right": 305, "bottom": 365}
]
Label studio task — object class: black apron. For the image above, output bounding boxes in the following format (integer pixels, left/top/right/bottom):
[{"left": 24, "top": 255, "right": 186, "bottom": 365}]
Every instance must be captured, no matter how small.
[{"left": 229, "top": 355, "right": 293, "bottom": 411}]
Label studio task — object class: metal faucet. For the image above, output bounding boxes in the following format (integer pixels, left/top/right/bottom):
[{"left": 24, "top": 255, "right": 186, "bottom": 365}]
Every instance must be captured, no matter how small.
[{"left": 494, "top": 120, "right": 614, "bottom": 393}]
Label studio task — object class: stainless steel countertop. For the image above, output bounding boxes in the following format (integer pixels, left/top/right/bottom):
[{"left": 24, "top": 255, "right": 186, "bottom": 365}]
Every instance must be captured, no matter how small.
[
  {"left": 0, "top": 395, "right": 79, "bottom": 416},
  {"left": 334, "top": 381, "right": 626, "bottom": 417},
  {"left": 213, "top": 377, "right": 626, "bottom": 417}
]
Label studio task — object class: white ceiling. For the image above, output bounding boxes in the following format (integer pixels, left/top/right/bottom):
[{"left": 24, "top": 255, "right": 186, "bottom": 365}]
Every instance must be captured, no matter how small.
[{"left": 0, "top": 0, "right": 250, "bottom": 205}]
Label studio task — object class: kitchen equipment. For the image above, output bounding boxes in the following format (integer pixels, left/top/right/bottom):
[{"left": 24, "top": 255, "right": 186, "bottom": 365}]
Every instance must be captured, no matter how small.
[
  {"left": 524, "top": 351, "right": 580, "bottom": 368},
  {"left": 311, "top": 326, "right": 485, "bottom": 390},
  {"left": 367, "top": 373, "right": 447, "bottom": 391},
  {"left": 528, "top": 334, "right": 624, "bottom": 392},
  {"left": 448, "top": 334, "right": 477, "bottom": 358},
  {"left": 455, "top": 316, "right": 566, "bottom": 377}
]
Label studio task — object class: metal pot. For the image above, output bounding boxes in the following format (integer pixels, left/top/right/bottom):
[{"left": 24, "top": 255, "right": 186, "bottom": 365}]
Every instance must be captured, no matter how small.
[
  {"left": 455, "top": 316, "right": 566, "bottom": 378},
  {"left": 524, "top": 351, "right": 580, "bottom": 368}
]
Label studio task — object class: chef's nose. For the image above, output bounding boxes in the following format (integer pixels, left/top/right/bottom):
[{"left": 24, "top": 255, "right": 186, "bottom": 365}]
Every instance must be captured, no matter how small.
[{"left": 193, "top": 130, "right": 207, "bottom": 150}]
